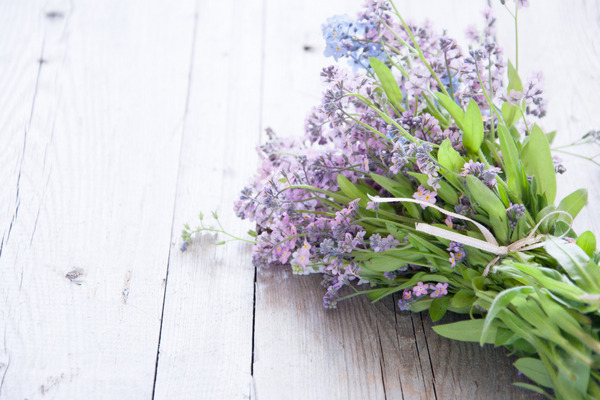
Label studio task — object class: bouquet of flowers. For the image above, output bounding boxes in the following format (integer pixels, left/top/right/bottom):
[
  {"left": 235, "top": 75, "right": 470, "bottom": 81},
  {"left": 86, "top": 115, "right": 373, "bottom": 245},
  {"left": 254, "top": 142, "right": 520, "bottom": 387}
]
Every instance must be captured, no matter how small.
[{"left": 184, "top": 1, "right": 600, "bottom": 398}]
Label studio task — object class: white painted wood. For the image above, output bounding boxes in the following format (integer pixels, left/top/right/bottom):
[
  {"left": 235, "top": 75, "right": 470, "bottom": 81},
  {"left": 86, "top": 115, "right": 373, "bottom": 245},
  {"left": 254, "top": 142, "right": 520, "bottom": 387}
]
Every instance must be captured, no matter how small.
[
  {"left": 151, "top": 0, "right": 261, "bottom": 398},
  {"left": 0, "top": 0, "right": 196, "bottom": 398},
  {"left": 513, "top": 0, "right": 600, "bottom": 235}
]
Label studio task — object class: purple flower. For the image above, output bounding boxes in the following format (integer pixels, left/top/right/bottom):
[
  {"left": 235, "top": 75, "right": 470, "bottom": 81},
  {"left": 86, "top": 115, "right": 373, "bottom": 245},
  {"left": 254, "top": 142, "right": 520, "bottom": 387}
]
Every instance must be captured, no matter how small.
[
  {"left": 413, "top": 282, "right": 429, "bottom": 297},
  {"left": 461, "top": 160, "right": 501, "bottom": 187},
  {"left": 366, "top": 201, "right": 380, "bottom": 211},
  {"left": 294, "top": 240, "right": 312, "bottom": 269},
  {"left": 383, "top": 271, "right": 397, "bottom": 281},
  {"left": 370, "top": 233, "right": 400, "bottom": 252},
  {"left": 505, "top": 89, "right": 524, "bottom": 105},
  {"left": 447, "top": 241, "right": 466, "bottom": 267},
  {"left": 413, "top": 185, "right": 437, "bottom": 209},
  {"left": 430, "top": 282, "right": 449, "bottom": 298},
  {"left": 553, "top": 156, "right": 566, "bottom": 174},
  {"left": 397, "top": 289, "right": 416, "bottom": 311},
  {"left": 506, "top": 203, "right": 526, "bottom": 229}
]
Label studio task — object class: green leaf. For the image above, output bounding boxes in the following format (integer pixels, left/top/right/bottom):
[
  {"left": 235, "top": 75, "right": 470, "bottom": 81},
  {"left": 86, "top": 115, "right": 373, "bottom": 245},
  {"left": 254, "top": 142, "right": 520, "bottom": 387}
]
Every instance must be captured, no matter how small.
[
  {"left": 506, "top": 262, "right": 586, "bottom": 302},
  {"left": 514, "top": 358, "right": 553, "bottom": 388},
  {"left": 494, "top": 326, "right": 514, "bottom": 346},
  {"left": 361, "top": 254, "right": 410, "bottom": 272},
  {"left": 537, "top": 205, "right": 556, "bottom": 233},
  {"left": 556, "top": 188, "right": 588, "bottom": 223},
  {"left": 407, "top": 233, "right": 448, "bottom": 258},
  {"left": 450, "top": 289, "right": 476, "bottom": 309},
  {"left": 370, "top": 173, "right": 412, "bottom": 193},
  {"left": 433, "top": 318, "right": 496, "bottom": 344},
  {"left": 337, "top": 174, "right": 368, "bottom": 207},
  {"left": 481, "top": 286, "right": 534, "bottom": 346},
  {"left": 498, "top": 125, "right": 523, "bottom": 198},
  {"left": 463, "top": 100, "right": 484, "bottom": 154},
  {"left": 435, "top": 92, "right": 464, "bottom": 130},
  {"left": 410, "top": 298, "right": 433, "bottom": 312},
  {"left": 496, "top": 182, "right": 510, "bottom": 208},
  {"left": 369, "top": 173, "right": 421, "bottom": 218},
  {"left": 360, "top": 251, "right": 447, "bottom": 272},
  {"left": 545, "top": 236, "right": 600, "bottom": 293},
  {"left": 465, "top": 175, "right": 506, "bottom": 218},
  {"left": 521, "top": 125, "right": 557, "bottom": 204},
  {"left": 512, "top": 382, "right": 552, "bottom": 397},
  {"left": 369, "top": 57, "right": 404, "bottom": 111},
  {"left": 437, "top": 139, "right": 465, "bottom": 173},
  {"left": 577, "top": 231, "right": 597, "bottom": 258},
  {"left": 501, "top": 102, "right": 521, "bottom": 127},
  {"left": 507, "top": 60, "right": 524, "bottom": 92},
  {"left": 546, "top": 130, "right": 557, "bottom": 144},
  {"left": 429, "top": 296, "right": 450, "bottom": 321},
  {"left": 465, "top": 175, "right": 509, "bottom": 242}
]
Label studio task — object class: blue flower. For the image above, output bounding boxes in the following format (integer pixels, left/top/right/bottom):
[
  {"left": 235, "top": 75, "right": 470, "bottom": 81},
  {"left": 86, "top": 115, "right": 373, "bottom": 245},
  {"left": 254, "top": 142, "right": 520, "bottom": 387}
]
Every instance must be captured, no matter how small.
[
  {"left": 322, "top": 16, "right": 386, "bottom": 70},
  {"left": 322, "top": 15, "right": 354, "bottom": 61}
]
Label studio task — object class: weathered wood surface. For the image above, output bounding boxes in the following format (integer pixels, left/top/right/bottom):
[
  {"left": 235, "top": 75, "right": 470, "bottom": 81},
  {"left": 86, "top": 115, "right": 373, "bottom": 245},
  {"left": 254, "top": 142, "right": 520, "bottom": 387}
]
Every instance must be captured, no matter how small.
[{"left": 0, "top": 0, "right": 598, "bottom": 399}]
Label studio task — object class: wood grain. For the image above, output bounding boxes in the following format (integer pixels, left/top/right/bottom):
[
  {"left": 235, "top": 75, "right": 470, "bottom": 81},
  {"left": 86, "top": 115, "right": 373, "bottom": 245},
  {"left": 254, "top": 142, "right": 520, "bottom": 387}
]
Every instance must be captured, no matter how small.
[
  {"left": 151, "top": 0, "right": 262, "bottom": 398},
  {"left": 0, "top": 0, "right": 196, "bottom": 397}
]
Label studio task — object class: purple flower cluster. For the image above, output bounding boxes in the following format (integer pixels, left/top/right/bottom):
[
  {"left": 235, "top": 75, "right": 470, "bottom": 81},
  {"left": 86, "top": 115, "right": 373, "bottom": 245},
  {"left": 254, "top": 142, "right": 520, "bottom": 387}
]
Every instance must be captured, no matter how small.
[
  {"left": 225, "top": 1, "right": 551, "bottom": 309},
  {"left": 506, "top": 203, "right": 526, "bottom": 229},
  {"left": 447, "top": 242, "right": 467, "bottom": 268},
  {"left": 397, "top": 282, "right": 449, "bottom": 311},
  {"left": 460, "top": 160, "right": 502, "bottom": 188}
]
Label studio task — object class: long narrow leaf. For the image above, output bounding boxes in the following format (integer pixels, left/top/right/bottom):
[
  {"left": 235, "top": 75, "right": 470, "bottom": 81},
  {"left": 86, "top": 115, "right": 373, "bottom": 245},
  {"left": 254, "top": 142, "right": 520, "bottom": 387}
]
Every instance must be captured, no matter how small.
[
  {"left": 481, "top": 286, "right": 534, "bottom": 346},
  {"left": 463, "top": 100, "right": 484, "bottom": 154},
  {"left": 370, "top": 57, "right": 404, "bottom": 111},
  {"left": 521, "top": 125, "right": 557, "bottom": 204}
]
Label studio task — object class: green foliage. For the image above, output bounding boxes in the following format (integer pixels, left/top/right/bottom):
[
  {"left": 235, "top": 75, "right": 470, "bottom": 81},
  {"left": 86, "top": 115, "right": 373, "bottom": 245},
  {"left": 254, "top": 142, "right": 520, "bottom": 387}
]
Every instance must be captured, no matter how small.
[
  {"left": 545, "top": 237, "right": 600, "bottom": 293},
  {"left": 521, "top": 125, "right": 557, "bottom": 205},
  {"left": 437, "top": 138, "right": 465, "bottom": 173},
  {"left": 498, "top": 125, "right": 523, "bottom": 199},
  {"left": 370, "top": 57, "right": 404, "bottom": 111},
  {"left": 465, "top": 175, "right": 509, "bottom": 243},
  {"left": 577, "top": 231, "right": 597, "bottom": 258},
  {"left": 501, "top": 102, "right": 521, "bottom": 127},
  {"left": 507, "top": 60, "right": 524, "bottom": 93},
  {"left": 435, "top": 92, "right": 464, "bottom": 130},
  {"left": 337, "top": 174, "right": 370, "bottom": 207},
  {"left": 513, "top": 358, "right": 553, "bottom": 388},
  {"left": 432, "top": 318, "right": 497, "bottom": 344},
  {"left": 556, "top": 188, "right": 588, "bottom": 227},
  {"left": 463, "top": 100, "right": 484, "bottom": 155},
  {"left": 429, "top": 296, "right": 450, "bottom": 321}
]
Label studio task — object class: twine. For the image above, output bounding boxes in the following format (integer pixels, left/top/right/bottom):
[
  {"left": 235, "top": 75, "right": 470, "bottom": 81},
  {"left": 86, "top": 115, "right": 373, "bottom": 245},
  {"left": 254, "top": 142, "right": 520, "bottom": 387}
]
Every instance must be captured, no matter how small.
[{"left": 367, "top": 194, "right": 574, "bottom": 276}]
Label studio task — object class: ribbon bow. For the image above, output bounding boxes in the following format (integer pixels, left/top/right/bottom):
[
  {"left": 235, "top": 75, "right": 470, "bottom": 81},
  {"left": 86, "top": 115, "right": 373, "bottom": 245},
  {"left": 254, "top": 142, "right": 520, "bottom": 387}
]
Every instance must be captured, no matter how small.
[{"left": 367, "top": 194, "right": 574, "bottom": 276}]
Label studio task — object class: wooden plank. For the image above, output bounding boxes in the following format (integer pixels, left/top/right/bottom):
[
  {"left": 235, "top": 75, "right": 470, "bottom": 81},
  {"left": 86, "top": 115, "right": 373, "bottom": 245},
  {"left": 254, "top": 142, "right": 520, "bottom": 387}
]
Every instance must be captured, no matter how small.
[
  {"left": 0, "top": 0, "right": 45, "bottom": 277},
  {"left": 151, "top": 0, "right": 263, "bottom": 398},
  {"left": 422, "top": 314, "right": 534, "bottom": 399},
  {"left": 512, "top": 0, "right": 600, "bottom": 234},
  {"left": 253, "top": 269, "right": 385, "bottom": 399},
  {"left": 0, "top": 1, "right": 47, "bottom": 395},
  {"left": 0, "top": 0, "right": 196, "bottom": 398}
]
